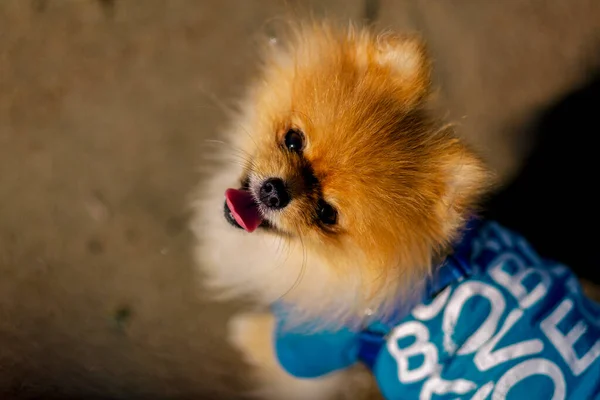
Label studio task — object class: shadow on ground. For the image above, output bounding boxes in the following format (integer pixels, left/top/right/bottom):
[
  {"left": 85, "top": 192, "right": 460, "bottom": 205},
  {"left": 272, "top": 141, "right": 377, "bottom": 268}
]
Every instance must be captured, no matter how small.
[{"left": 484, "top": 72, "right": 600, "bottom": 290}]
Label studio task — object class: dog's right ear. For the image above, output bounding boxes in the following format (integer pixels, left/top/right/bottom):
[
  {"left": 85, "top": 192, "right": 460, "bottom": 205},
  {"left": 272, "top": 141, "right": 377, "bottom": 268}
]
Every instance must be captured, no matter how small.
[
  {"left": 437, "top": 139, "right": 492, "bottom": 240},
  {"left": 375, "top": 34, "right": 432, "bottom": 107}
]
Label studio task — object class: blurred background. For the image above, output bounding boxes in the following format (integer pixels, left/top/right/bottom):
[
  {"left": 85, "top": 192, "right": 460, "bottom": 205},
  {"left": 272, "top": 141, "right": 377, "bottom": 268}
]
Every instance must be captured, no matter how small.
[{"left": 1, "top": 1, "right": 599, "bottom": 399}]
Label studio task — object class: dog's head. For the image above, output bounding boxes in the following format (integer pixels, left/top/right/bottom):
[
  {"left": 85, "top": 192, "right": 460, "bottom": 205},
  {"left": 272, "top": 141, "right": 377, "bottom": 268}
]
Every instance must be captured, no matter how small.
[{"left": 197, "top": 22, "right": 489, "bottom": 324}]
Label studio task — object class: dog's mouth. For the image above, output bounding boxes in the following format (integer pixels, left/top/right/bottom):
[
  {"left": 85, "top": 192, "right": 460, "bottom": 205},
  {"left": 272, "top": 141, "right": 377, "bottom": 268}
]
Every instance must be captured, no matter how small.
[
  {"left": 223, "top": 199, "right": 245, "bottom": 230},
  {"left": 223, "top": 188, "right": 273, "bottom": 232}
]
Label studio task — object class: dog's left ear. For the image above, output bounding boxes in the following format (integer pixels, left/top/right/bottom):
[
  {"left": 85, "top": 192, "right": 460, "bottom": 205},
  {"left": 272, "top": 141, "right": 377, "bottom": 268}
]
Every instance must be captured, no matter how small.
[
  {"left": 374, "top": 34, "right": 431, "bottom": 106},
  {"left": 438, "top": 140, "right": 492, "bottom": 239}
]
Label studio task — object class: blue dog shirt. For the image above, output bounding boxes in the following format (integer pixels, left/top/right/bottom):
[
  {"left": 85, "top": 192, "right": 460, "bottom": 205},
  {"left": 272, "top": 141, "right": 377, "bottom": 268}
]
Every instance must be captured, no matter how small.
[{"left": 273, "top": 221, "right": 600, "bottom": 399}]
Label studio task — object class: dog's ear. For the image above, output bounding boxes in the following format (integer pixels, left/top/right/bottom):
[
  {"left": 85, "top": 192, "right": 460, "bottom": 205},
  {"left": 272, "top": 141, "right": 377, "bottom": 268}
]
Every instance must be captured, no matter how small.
[
  {"left": 438, "top": 140, "right": 492, "bottom": 239},
  {"left": 374, "top": 34, "right": 431, "bottom": 106}
]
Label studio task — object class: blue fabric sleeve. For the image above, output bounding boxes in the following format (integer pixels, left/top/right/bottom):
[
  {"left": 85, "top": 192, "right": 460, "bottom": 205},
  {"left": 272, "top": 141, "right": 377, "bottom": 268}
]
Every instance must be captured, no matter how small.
[{"left": 272, "top": 305, "right": 360, "bottom": 378}]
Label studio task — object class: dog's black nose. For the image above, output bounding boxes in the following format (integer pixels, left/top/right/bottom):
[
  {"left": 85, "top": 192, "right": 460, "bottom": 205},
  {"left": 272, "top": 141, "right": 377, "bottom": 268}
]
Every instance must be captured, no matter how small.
[{"left": 259, "top": 178, "right": 290, "bottom": 209}]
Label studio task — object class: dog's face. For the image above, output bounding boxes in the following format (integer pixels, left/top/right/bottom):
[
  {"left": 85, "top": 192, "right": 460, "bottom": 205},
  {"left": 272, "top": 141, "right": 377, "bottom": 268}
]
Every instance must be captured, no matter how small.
[{"left": 196, "top": 23, "right": 489, "bottom": 323}]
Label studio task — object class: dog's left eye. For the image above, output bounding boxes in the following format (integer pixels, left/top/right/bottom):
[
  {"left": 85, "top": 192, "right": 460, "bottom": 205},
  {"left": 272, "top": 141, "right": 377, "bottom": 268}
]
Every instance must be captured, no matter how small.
[
  {"left": 284, "top": 129, "right": 304, "bottom": 153},
  {"left": 317, "top": 200, "right": 337, "bottom": 225}
]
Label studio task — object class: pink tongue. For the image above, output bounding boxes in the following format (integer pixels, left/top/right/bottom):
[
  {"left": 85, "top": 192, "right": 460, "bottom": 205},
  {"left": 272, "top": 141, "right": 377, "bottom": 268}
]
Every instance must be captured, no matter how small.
[{"left": 225, "top": 188, "right": 263, "bottom": 233}]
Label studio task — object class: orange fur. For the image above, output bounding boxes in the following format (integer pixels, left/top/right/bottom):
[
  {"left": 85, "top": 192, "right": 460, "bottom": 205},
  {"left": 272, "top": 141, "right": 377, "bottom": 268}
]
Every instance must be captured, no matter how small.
[{"left": 194, "top": 21, "right": 491, "bottom": 327}]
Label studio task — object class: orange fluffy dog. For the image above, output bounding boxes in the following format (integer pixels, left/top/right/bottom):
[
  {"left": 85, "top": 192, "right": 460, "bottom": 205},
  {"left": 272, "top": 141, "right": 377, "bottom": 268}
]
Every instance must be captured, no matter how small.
[{"left": 193, "top": 21, "right": 489, "bottom": 399}]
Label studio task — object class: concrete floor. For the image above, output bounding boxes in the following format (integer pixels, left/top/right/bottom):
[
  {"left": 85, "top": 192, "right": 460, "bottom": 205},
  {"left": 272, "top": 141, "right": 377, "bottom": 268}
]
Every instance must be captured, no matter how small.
[{"left": 1, "top": 1, "right": 599, "bottom": 399}]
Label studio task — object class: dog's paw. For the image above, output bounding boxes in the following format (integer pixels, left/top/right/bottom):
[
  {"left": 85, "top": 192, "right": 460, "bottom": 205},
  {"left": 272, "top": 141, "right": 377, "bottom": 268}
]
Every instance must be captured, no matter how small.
[
  {"left": 228, "top": 312, "right": 276, "bottom": 367},
  {"left": 227, "top": 312, "right": 377, "bottom": 400}
]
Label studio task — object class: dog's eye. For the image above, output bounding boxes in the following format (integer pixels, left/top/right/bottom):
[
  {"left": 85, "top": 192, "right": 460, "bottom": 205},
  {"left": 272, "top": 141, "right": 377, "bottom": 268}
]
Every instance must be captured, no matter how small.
[
  {"left": 284, "top": 129, "right": 304, "bottom": 153},
  {"left": 317, "top": 200, "right": 337, "bottom": 225}
]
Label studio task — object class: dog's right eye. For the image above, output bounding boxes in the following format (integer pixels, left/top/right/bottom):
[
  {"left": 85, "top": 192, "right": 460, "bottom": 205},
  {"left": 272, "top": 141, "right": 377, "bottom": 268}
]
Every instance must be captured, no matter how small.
[
  {"left": 317, "top": 200, "right": 337, "bottom": 226},
  {"left": 284, "top": 129, "right": 304, "bottom": 153}
]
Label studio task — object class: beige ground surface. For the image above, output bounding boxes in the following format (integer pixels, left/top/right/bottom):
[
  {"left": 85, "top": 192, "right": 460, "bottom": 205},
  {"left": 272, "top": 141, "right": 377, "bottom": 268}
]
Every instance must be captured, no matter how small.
[{"left": 1, "top": 1, "right": 599, "bottom": 399}]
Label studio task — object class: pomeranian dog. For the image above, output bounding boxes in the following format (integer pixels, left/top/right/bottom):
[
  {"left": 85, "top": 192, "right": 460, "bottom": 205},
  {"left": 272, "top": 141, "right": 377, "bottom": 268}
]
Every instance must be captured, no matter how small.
[{"left": 193, "top": 21, "right": 600, "bottom": 400}]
